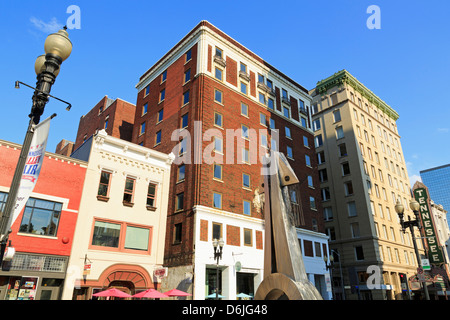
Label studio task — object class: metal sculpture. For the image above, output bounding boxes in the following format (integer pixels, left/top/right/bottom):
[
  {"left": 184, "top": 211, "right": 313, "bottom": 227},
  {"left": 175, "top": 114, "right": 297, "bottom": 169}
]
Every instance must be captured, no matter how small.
[{"left": 255, "top": 151, "right": 323, "bottom": 300}]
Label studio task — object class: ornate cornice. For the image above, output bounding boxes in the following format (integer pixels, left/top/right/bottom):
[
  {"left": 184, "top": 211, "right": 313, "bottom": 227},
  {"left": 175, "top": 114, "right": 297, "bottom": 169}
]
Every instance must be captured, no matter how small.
[{"left": 315, "top": 69, "right": 399, "bottom": 121}]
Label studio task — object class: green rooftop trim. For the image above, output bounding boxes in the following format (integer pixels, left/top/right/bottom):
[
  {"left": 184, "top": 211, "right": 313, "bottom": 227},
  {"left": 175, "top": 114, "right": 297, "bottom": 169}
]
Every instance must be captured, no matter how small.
[{"left": 316, "top": 70, "right": 399, "bottom": 121}]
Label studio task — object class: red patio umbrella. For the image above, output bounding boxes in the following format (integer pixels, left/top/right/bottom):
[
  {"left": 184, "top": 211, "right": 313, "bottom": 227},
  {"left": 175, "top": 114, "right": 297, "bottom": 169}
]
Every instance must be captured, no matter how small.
[
  {"left": 164, "top": 289, "right": 192, "bottom": 297},
  {"left": 92, "top": 288, "right": 131, "bottom": 298},
  {"left": 132, "top": 288, "right": 169, "bottom": 299}
]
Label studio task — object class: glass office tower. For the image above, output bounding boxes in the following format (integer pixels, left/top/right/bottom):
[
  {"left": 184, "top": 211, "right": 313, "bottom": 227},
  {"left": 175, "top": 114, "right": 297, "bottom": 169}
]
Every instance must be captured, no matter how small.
[{"left": 420, "top": 164, "right": 450, "bottom": 224}]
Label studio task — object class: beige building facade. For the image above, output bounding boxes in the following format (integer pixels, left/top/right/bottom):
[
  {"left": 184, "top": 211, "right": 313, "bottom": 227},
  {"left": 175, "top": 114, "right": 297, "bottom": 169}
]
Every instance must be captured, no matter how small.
[
  {"left": 61, "top": 130, "right": 174, "bottom": 299},
  {"left": 310, "top": 70, "right": 425, "bottom": 300}
]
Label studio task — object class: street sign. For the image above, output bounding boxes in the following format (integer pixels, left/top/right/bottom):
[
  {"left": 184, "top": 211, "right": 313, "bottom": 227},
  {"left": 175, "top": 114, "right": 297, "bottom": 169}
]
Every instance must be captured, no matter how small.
[
  {"left": 413, "top": 185, "right": 445, "bottom": 264},
  {"left": 83, "top": 264, "right": 91, "bottom": 275},
  {"left": 421, "top": 259, "right": 431, "bottom": 270}
]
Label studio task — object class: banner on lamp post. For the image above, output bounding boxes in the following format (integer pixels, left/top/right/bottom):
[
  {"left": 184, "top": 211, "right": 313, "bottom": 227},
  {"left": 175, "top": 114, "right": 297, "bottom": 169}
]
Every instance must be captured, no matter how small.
[{"left": 10, "top": 116, "right": 51, "bottom": 226}]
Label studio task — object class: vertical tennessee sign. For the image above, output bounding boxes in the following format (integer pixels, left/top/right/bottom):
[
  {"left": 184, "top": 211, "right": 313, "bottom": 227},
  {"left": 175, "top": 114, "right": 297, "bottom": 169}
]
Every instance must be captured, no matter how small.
[
  {"left": 10, "top": 117, "right": 51, "bottom": 226},
  {"left": 413, "top": 185, "right": 445, "bottom": 265}
]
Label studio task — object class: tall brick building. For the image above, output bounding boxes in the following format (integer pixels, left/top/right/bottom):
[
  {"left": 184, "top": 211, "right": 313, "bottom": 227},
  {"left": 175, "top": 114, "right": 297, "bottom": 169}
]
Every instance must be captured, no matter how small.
[
  {"left": 63, "top": 96, "right": 136, "bottom": 154},
  {"left": 133, "top": 21, "right": 329, "bottom": 299}
]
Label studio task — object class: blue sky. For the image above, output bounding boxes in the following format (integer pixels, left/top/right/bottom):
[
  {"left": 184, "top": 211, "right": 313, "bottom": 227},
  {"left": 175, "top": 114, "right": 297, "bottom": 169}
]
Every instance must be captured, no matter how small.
[{"left": 0, "top": 0, "right": 449, "bottom": 186}]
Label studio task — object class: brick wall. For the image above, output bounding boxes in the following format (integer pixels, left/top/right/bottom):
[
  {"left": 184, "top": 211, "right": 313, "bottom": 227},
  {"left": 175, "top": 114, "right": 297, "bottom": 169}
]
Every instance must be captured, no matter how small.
[{"left": 74, "top": 96, "right": 135, "bottom": 151}]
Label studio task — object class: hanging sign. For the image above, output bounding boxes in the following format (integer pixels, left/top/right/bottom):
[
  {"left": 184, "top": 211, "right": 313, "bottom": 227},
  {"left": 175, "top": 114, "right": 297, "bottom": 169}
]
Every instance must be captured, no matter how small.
[{"left": 413, "top": 183, "right": 445, "bottom": 265}]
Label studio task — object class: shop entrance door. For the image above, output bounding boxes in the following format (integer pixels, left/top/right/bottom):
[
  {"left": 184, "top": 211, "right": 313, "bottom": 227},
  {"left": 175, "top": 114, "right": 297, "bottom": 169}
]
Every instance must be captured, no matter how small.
[{"left": 39, "top": 287, "right": 59, "bottom": 300}]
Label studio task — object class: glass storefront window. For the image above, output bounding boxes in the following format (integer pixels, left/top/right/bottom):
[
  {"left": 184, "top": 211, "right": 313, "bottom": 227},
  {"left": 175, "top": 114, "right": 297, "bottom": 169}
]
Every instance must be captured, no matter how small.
[{"left": 5, "top": 277, "right": 38, "bottom": 300}]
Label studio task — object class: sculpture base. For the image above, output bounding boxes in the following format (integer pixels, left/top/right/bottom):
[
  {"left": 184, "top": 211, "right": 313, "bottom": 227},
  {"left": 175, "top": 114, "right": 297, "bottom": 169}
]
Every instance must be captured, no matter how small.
[{"left": 254, "top": 273, "right": 322, "bottom": 300}]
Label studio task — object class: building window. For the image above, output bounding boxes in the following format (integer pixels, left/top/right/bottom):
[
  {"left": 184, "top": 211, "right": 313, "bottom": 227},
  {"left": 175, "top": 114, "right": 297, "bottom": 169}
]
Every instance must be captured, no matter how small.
[
  {"left": 259, "top": 92, "right": 266, "bottom": 105},
  {"left": 159, "top": 89, "right": 165, "bottom": 102},
  {"left": 261, "top": 134, "right": 268, "bottom": 148},
  {"left": 175, "top": 193, "right": 184, "bottom": 212},
  {"left": 321, "top": 187, "right": 330, "bottom": 201},
  {"left": 303, "top": 136, "right": 309, "bottom": 147},
  {"left": 241, "top": 102, "right": 248, "bottom": 117},
  {"left": 92, "top": 221, "right": 152, "bottom": 252},
  {"left": 214, "top": 112, "right": 223, "bottom": 128},
  {"left": 333, "top": 109, "right": 341, "bottom": 122},
  {"left": 242, "top": 148, "right": 249, "bottom": 164},
  {"left": 317, "top": 151, "right": 325, "bottom": 164},
  {"left": 301, "top": 117, "right": 308, "bottom": 128},
  {"left": 315, "top": 135, "right": 323, "bottom": 147},
  {"left": 123, "top": 177, "right": 136, "bottom": 205},
  {"left": 213, "top": 164, "right": 222, "bottom": 181},
  {"left": 124, "top": 226, "right": 150, "bottom": 251},
  {"left": 341, "top": 162, "right": 351, "bottom": 176},
  {"left": 19, "top": 198, "right": 62, "bottom": 237},
  {"left": 91, "top": 220, "right": 121, "bottom": 248},
  {"left": 310, "top": 196, "right": 317, "bottom": 210},
  {"left": 323, "top": 207, "right": 333, "bottom": 221},
  {"left": 142, "top": 103, "right": 148, "bottom": 116},
  {"left": 161, "top": 70, "right": 167, "bottom": 83},
  {"left": 355, "top": 246, "right": 365, "bottom": 261},
  {"left": 215, "top": 47, "right": 223, "bottom": 58},
  {"left": 307, "top": 176, "right": 314, "bottom": 188},
  {"left": 174, "top": 223, "right": 182, "bottom": 244},
  {"left": 215, "top": 67, "right": 223, "bottom": 81},
  {"left": 241, "top": 82, "right": 248, "bottom": 95},
  {"left": 348, "top": 201, "right": 357, "bottom": 217},
  {"left": 155, "top": 130, "right": 162, "bottom": 145},
  {"left": 145, "top": 85, "right": 150, "bottom": 96},
  {"left": 185, "top": 49, "right": 192, "bottom": 62},
  {"left": 241, "top": 124, "right": 249, "bottom": 139},
  {"left": 260, "top": 113, "right": 267, "bottom": 127},
  {"left": 212, "top": 222, "right": 222, "bottom": 240},
  {"left": 214, "top": 136, "right": 223, "bottom": 153},
  {"left": 147, "top": 183, "right": 157, "bottom": 208},
  {"left": 319, "top": 168, "right": 328, "bottom": 182},
  {"left": 177, "top": 164, "right": 185, "bottom": 182},
  {"left": 338, "top": 143, "right": 348, "bottom": 157},
  {"left": 351, "top": 223, "right": 360, "bottom": 238},
  {"left": 283, "top": 106, "right": 290, "bottom": 118},
  {"left": 285, "top": 126, "right": 291, "bottom": 139},
  {"left": 139, "top": 122, "right": 146, "bottom": 135},
  {"left": 213, "top": 192, "right": 222, "bottom": 209},
  {"left": 268, "top": 98, "right": 274, "bottom": 110},
  {"left": 305, "top": 155, "right": 311, "bottom": 167},
  {"left": 184, "top": 69, "right": 191, "bottom": 83},
  {"left": 244, "top": 228, "right": 252, "bottom": 246},
  {"left": 214, "top": 89, "right": 223, "bottom": 104},
  {"left": 243, "top": 200, "right": 251, "bottom": 215},
  {"left": 286, "top": 146, "right": 293, "bottom": 159},
  {"left": 104, "top": 116, "right": 109, "bottom": 129},
  {"left": 181, "top": 113, "right": 189, "bottom": 129},
  {"left": 282, "top": 89, "right": 288, "bottom": 100},
  {"left": 98, "top": 170, "right": 112, "bottom": 198},
  {"left": 157, "top": 109, "right": 164, "bottom": 123},
  {"left": 344, "top": 181, "right": 354, "bottom": 196},
  {"left": 242, "top": 173, "right": 251, "bottom": 189},
  {"left": 183, "top": 91, "right": 190, "bottom": 105},
  {"left": 313, "top": 119, "right": 321, "bottom": 132},
  {"left": 240, "top": 62, "right": 247, "bottom": 73},
  {"left": 336, "top": 126, "right": 344, "bottom": 139}
]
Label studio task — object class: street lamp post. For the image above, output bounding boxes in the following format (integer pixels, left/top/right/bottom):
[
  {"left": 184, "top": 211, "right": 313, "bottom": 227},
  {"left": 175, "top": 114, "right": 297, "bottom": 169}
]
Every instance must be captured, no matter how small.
[
  {"left": 324, "top": 250, "right": 345, "bottom": 300},
  {"left": 323, "top": 254, "right": 335, "bottom": 300},
  {"left": 0, "top": 27, "right": 72, "bottom": 266},
  {"left": 212, "top": 238, "right": 224, "bottom": 300},
  {"left": 395, "top": 199, "right": 430, "bottom": 300}
]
